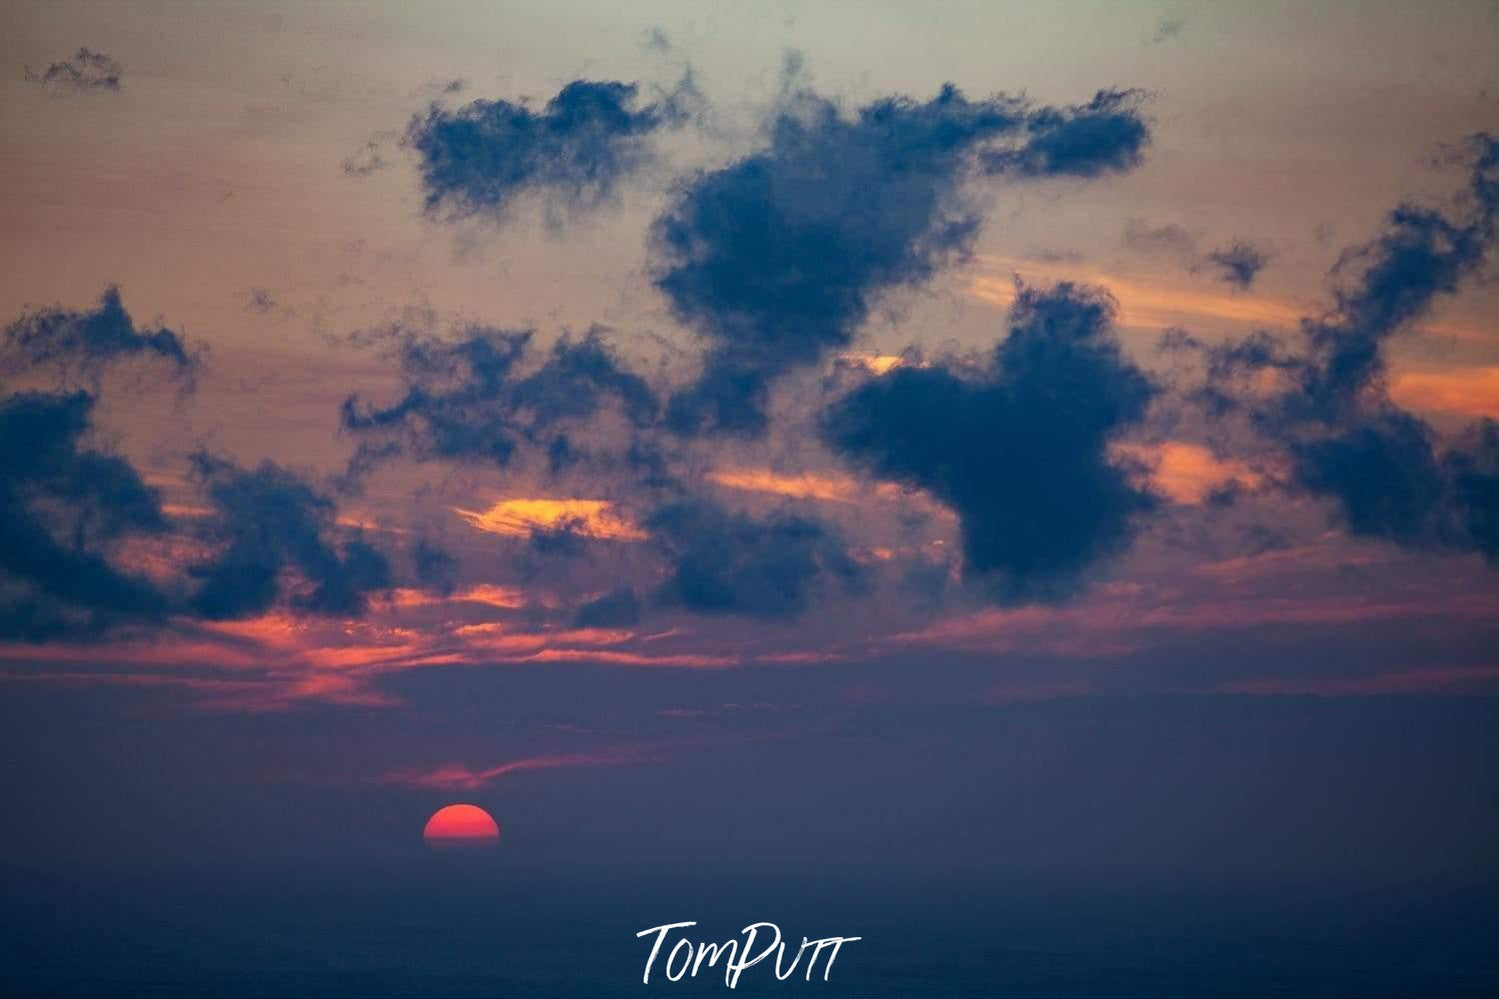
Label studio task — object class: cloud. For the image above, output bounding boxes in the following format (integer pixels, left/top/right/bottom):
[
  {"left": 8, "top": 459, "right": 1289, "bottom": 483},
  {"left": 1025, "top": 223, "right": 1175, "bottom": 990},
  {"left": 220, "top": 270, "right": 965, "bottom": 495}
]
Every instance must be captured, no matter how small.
[
  {"left": 404, "top": 75, "right": 701, "bottom": 222},
  {"left": 1294, "top": 141, "right": 1496, "bottom": 422},
  {"left": 1122, "top": 222, "right": 1270, "bottom": 289},
  {"left": 1389, "top": 367, "right": 1499, "bottom": 418},
  {"left": 340, "top": 324, "right": 656, "bottom": 480},
  {"left": 1151, "top": 15, "right": 1187, "bottom": 44},
  {"left": 1110, "top": 441, "right": 1268, "bottom": 505},
  {"left": 386, "top": 748, "right": 661, "bottom": 790},
  {"left": 1123, "top": 217, "right": 1198, "bottom": 258},
  {"left": 1203, "top": 241, "right": 1271, "bottom": 288},
  {"left": 341, "top": 138, "right": 391, "bottom": 177},
  {"left": 187, "top": 454, "right": 391, "bottom": 619},
  {"left": 24, "top": 48, "right": 121, "bottom": 93},
  {"left": 244, "top": 288, "right": 277, "bottom": 314},
  {"left": 822, "top": 282, "right": 1156, "bottom": 601},
  {"left": 706, "top": 468, "right": 860, "bottom": 503},
  {"left": 454, "top": 498, "right": 645, "bottom": 541},
  {"left": 411, "top": 537, "right": 458, "bottom": 594},
  {"left": 1191, "top": 133, "right": 1499, "bottom": 560},
  {"left": 981, "top": 89, "right": 1149, "bottom": 179},
  {"left": 646, "top": 499, "right": 864, "bottom": 618},
  {"left": 1274, "top": 136, "right": 1497, "bottom": 555},
  {"left": 2, "top": 286, "right": 197, "bottom": 388},
  {"left": 651, "top": 76, "right": 1149, "bottom": 435},
  {"left": 1446, "top": 420, "right": 1499, "bottom": 559},
  {"left": 573, "top": 587, "right": 643, "bottom": 628},
  {"left": 0, "top": 392, "right": 168, "bottom": 640}
]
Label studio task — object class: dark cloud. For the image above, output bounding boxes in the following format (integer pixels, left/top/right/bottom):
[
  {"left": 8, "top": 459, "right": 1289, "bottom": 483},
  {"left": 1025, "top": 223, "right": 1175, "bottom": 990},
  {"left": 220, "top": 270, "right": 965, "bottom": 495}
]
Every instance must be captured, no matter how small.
[
  {"left": 187, "top": 454, "right": 390, "bottom": 620},
  {"left": 1446, "top": 419, "right": 1499, "bottom": 559},
  {"left": 822, "top": 282, "right": 1156, "bottom": 601},
  {"left": 1277, "top": 133, "right": 1496, "bottom": 420},
  {"left": 981, "top": 89, "right": 1149, "bottom": 179},
  {"left": 1194, "top": 134, "right": 1499, "bottom": 560},
  {"left": 0, "top": 391, "right": 168, "bottom": 640},
  {"left": 1291, "top": 407, "right": 1448, "bottom": 546},
  {"left": 412, "top": 537, "right": 458, "bottom": 595},
  {"left": 1295, "top": 200, "right": 1494, "bottom": 423},
  {"left": 404, "top": 76, "right": 701, "bottom": 221},
  {"left": 1286, "top": 409, "right": 1499, "bottom": 563},
  {"left": 24, "top": 48, "right": 121, "bottom": 93},
  {"left": 1204, "top": 241, "right": 1271, "bottom": 288},
  {"left": 651, "top": 80, "right": 1148, "bottom": 435},
  {"left": 573, "top": 587, "right": 642, "bottom": 628},
  {"left": 646, "top": 500, "right": 863, "bottom": 618},
  {"left": 340, "top": 325, "right": 657, "bottom": 480},
  {"left": 2, "top": 286, "right": 197, "bottom": 388}
]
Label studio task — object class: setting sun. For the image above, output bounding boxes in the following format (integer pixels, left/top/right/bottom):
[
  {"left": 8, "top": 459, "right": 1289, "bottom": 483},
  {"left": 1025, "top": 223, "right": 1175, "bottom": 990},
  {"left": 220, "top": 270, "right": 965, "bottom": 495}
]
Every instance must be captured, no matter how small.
[{"left": 422, "top": 804, "right": 501, "bottom": 848}]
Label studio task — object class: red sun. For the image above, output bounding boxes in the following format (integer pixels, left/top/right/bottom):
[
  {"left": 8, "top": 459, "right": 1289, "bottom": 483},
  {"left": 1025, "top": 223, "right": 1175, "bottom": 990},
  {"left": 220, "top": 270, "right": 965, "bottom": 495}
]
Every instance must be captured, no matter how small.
[{"left": 423, "top": 803, "right": 501, "bottom": 849}]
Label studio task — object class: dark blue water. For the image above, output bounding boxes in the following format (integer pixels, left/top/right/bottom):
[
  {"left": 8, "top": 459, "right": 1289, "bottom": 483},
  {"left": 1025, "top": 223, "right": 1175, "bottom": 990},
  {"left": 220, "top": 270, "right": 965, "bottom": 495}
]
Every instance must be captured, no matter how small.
[{"left": 3, "top": 863, "right": 1496, "bottom": 997}]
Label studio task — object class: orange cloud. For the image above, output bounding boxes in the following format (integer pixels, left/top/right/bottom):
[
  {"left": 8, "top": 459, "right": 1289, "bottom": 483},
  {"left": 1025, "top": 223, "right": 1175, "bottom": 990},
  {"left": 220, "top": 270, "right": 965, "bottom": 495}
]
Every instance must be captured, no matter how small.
[
  {"left": 1111, "top": 441, "right": 1268, "bottom": 505},
  {"left": 454, "top": 498, "right": 645, "bottom": 540},
  {"left": 387, "top": 584, "right": 528, "bottom": 610},
  {"left": 160, "top": 502, "right": 213, "bottom": 518},
  {"left": 457, "top": 626, "right": 634, "bottom": 649},
  {"left": 707, "top": 468, "right": 861, "bottom": 503},
  {"left": 1389, "top": 367, "right": 1499, "bottom": 418},
  {"left": 837, "top": 353, "right": 908, "bottom": 375}
]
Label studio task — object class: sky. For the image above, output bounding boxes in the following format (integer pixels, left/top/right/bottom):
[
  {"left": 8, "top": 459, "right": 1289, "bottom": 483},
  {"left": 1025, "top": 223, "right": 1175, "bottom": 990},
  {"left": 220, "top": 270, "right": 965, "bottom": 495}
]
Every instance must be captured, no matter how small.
[{"left": 1, "top": 0, "right": 1498, "bottom": 888}]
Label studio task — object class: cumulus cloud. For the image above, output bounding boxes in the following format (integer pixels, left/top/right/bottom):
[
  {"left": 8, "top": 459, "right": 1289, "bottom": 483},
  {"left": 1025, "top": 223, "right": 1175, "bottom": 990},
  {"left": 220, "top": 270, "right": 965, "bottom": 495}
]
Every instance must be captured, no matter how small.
[
  {"left": 187, "top": 454, "right": 391, "bottom": 619},
  {"left": 822, "top": 282, "right": 1156, "bottom": 602},
  {"left": 650, "top": 78, "right": 1148, "bottom": 435},
  {"left": 1192, "top": 133, "right": 1499, "bottom": 560},
  {"left": 24, "top": 48, "right": 121, "bottom": 93},
  {"left": 404, "top": 75, "right": 701, "bottom": 221},
  {"left": 980, "top": 89, "right": 1149, "bottom": 179},
  {"left": 340, "top": 325, "right": 657, "bottom": 481},
  {"left": 2, "top": 286, "right": 197, "bottom": 388},
  {"left": 0, "top": 392, "right": 168, "bottom": 640},
  {"left": 646, "top": 500, "right": 863, "bottom": 618},
  {"left": 0, "top": 288, "right": 200, "bottom": 641}
]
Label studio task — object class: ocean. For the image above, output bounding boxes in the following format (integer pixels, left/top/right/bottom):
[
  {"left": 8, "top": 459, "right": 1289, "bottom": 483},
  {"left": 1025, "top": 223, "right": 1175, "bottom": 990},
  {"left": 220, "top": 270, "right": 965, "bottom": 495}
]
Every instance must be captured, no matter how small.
[{"left": 3, "top": 862, "right": 1496, "bottom": 996}]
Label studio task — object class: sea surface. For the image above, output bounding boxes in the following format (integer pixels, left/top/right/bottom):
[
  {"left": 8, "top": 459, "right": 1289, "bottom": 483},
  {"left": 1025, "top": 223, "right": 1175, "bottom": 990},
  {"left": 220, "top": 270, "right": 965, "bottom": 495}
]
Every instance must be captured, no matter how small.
[{"left": 3, "top": 863, "right": 1496, "bottom": 997}]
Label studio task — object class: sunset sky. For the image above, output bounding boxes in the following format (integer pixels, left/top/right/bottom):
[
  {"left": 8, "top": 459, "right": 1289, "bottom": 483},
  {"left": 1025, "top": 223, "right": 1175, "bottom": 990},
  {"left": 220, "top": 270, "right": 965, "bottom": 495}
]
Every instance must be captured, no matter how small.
[{"left": 2, "top": 0, "right": 1498, "bottom": 894}]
